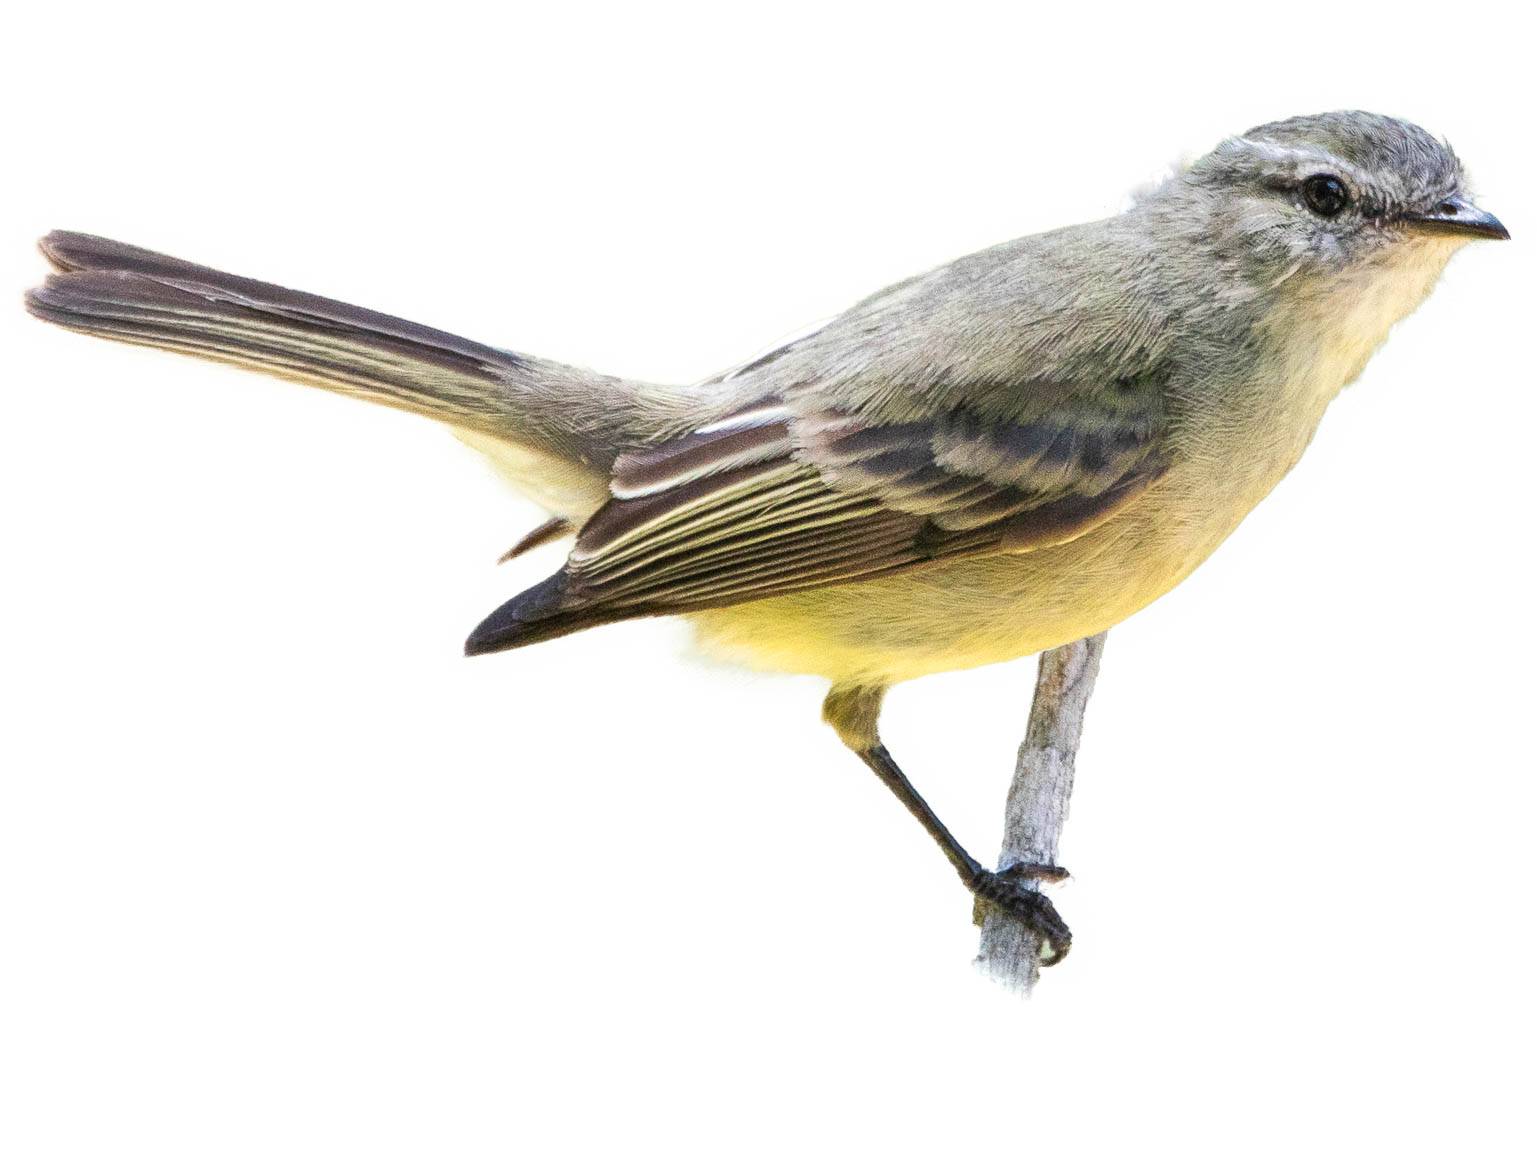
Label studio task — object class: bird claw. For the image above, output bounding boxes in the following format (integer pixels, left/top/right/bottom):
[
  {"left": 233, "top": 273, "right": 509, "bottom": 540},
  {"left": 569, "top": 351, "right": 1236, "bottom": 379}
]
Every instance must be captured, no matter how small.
[
  {"left": 998, "top": 860, "right": 1070, "bottom": 884},
  {"left": 970, "top": 862, "right": 1073, "bottom": 965}
]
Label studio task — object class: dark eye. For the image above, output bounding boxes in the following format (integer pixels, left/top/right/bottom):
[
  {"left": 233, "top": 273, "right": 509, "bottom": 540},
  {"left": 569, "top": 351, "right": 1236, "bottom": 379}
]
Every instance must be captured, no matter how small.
[{"left": 1302, "top": 174, "right": 1349, "bottom": 217}]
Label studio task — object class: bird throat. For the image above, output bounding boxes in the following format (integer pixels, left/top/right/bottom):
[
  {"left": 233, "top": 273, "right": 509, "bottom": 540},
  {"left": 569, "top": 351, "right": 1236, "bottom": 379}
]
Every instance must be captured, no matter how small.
[{"left": 1270, "top": 235, "right": 1468, "bottom": 408}]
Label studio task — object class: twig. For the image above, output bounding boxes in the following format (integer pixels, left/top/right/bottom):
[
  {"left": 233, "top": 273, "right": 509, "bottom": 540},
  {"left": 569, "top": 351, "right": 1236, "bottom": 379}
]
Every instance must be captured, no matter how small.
[{"left": 975, "top": 631, "right": 1107, "bottom": 992}]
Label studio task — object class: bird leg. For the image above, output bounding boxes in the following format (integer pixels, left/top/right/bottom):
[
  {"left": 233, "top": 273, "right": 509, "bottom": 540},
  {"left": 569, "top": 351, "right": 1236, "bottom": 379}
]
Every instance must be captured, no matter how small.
[{"left": 824, "top": 684, "right": 1073, "bottom": 964}]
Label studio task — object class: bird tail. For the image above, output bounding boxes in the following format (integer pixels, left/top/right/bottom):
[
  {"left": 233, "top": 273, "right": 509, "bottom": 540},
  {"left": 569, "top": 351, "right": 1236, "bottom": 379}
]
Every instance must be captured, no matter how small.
[{"left": 25, "top": 231, "right": 682, "bottom": 517}]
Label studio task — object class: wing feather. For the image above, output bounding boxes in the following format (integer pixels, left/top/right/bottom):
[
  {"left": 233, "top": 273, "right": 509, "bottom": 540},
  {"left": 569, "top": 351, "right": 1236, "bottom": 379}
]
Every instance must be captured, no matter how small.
[{"left": 534, "top": 376, "right": 1167, "bottom": 625}]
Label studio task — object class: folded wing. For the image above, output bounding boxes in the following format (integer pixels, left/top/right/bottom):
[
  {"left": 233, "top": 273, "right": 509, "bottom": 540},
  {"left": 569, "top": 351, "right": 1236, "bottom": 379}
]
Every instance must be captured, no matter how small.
[{"left": 465, "top": 380, "right": 1168, "bottom": 652}]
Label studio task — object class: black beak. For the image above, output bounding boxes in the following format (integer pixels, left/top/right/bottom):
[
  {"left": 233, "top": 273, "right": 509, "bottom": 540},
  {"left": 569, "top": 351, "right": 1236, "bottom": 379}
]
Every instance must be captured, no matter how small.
[{"left": 1401, "top": 195, "right": 1510, "bottom": 240}]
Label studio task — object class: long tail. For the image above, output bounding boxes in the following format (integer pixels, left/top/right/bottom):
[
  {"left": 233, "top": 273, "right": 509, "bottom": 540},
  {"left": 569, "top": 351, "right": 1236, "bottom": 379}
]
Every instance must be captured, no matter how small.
[{"left": 25, "top": 232, "right": 687, "bottom": 516}]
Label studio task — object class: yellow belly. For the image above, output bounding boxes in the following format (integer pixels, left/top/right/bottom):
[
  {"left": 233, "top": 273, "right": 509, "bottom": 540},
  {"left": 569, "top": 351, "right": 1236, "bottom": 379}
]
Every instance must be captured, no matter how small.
[{"left": 686, "top": 487, "right": 1218, "bottom": 684}]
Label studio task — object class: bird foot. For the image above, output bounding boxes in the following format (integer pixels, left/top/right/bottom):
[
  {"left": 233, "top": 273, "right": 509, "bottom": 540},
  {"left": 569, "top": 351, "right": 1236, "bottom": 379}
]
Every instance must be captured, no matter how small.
[{"left": 970, "top": 862, "right": 1072, "bottom": 965}]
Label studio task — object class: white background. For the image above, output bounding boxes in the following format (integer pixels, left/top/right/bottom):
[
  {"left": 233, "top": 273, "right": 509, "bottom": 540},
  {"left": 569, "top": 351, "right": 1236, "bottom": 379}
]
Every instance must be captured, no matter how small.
[{"left": 2, "top": 4, "right": 1533, "bottom": 1150}]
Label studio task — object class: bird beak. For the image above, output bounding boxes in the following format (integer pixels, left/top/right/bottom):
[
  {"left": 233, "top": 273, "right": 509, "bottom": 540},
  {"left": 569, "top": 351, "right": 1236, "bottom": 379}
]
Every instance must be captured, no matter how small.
[{"left": 1401, "top": 196, "right": 1510, "bottom": 240}]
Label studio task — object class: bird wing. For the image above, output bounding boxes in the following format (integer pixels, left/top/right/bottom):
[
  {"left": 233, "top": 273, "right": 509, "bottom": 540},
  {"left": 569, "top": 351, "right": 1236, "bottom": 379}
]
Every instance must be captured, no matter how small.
[{"left": 536, "top": 374, "right": 1168, "bottom": 620}]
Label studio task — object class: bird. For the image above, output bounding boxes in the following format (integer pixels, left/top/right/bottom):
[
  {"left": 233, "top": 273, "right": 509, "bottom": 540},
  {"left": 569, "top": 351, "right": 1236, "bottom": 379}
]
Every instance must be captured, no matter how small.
[{"left": 25, "top": 111, "right": 1508, "bottom": 964}]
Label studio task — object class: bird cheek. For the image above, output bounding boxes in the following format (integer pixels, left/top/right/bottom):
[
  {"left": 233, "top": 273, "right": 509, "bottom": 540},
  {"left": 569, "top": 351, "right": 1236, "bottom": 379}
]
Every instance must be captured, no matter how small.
[{"left": 1316, "top": 232, "right": 1346, "bottom": 261}]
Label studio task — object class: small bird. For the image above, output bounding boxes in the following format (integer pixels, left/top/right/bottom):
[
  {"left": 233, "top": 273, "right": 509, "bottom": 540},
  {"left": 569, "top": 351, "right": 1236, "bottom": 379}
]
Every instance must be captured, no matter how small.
[{"left": 25, "top": 111, "right": 1508, "bottom": 963}]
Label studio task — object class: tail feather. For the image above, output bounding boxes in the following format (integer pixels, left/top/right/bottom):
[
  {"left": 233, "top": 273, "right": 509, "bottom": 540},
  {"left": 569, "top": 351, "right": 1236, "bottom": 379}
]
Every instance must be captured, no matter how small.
[
  {"left": 28, "top": 267, "right": 520, "bottom": 430},
  {"left": 35, "top": 231, "right": 518, "bottom": 376},
  {"left": 27, "top": 232, "right": 546, "bottom": 433},
  {"left": 24, "top": 232, "right": 688, "bottom": 510}
]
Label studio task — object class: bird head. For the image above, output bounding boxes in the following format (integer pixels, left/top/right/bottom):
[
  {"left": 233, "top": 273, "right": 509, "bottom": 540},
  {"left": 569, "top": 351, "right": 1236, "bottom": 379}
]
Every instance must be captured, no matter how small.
[{"left": 1170, "top": 111, "right": 1506, "bottom": 289}]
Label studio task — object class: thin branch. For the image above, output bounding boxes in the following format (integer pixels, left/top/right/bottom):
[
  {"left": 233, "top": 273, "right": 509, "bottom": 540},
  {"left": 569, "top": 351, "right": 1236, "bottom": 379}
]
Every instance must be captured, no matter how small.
[{"left": 975, "top": 631, "right": 1107, "bottom": 992}]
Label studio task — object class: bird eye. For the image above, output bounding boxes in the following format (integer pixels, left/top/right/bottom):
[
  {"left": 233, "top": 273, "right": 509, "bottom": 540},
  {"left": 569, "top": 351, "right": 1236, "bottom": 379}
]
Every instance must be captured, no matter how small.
[{"left": 1302, "top": 174, "right": 1349, "bottom": 217}]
